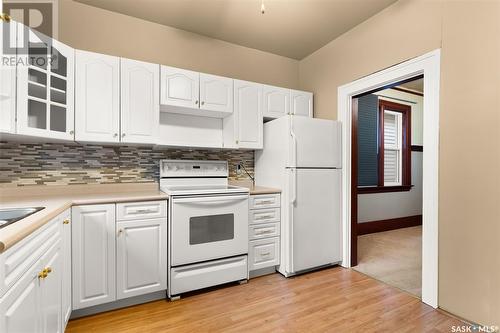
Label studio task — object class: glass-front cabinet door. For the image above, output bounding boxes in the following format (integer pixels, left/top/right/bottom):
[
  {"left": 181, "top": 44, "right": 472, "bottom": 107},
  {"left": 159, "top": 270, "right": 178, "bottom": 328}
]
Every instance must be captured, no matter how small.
[
  {"left": 0, "top": 21, "right": 17, "bottom": 134},
  {"left": 16, "top": 25, "right": 74, "bottom": 140}
]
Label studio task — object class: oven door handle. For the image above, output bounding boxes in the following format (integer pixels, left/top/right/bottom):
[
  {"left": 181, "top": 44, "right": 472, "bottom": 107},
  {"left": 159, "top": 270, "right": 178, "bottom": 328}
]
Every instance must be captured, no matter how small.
[{"left": 173, "top": 195, "right": 248, "bottom": 205}]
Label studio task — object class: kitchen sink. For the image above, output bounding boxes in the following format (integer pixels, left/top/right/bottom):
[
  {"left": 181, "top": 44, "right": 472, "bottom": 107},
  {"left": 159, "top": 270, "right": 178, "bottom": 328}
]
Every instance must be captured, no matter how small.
[{"left": 0, "top": 207, "right": 45, "bottom": 229}]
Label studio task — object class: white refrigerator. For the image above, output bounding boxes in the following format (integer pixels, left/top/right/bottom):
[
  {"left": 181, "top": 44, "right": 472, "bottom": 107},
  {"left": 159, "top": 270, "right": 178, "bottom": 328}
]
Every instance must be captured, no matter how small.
[{"left": 255, "top": 115, "right": 342, "bottom": 276}]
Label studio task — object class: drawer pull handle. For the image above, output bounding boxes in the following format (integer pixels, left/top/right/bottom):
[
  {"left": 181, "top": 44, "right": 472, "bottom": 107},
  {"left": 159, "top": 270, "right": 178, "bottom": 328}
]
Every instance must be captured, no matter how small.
[
  {"left": 131, "top": 209, "right": 155, "bottom": 214},
  {"left": 256, "top": 215, "right": 273, "bottom": 220},
  {"left": 46, "top": 267, "right": 52, "bottom": 274},
  {"left": 63, "top": 219, "right": 70, "bottom": 225},
  {"left": 261, "top": 252, "right": 271, "bottom": 256},
  {"left": 256, "top": 230, "right": 273, "bottom": 235},
  {"left": 257, "top": 200, "right": 274, "bottom": 205}
]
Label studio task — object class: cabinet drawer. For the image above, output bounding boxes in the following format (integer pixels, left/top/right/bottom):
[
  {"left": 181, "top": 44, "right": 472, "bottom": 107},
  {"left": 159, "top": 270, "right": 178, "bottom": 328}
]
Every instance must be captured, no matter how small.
[
  {"left": 248, "top": 237, "right": 279, "bottom": 271},
  {"left": 249, "top": 223, "right": 280, "bottom": 240},
  {"left": 116, "top": 200, "right": 166, "bottom": 221},
  {"left": 249, "top": 194, "right": 280, "bottom": 209},
  {"left": 249, "top": 207, "right": 280, "bottom": 225},
  {"left": 0, "top": 216, "right": 61, "bottom": 297}
]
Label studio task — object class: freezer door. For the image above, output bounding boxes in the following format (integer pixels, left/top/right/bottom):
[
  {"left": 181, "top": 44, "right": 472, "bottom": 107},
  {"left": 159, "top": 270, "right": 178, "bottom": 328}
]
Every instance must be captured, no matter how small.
[
  {"left": 288, "top": 116, "right": 341, "bottom": 168},
  {"left": 289, "top": 168, "right": 341, "bottom": 273}
]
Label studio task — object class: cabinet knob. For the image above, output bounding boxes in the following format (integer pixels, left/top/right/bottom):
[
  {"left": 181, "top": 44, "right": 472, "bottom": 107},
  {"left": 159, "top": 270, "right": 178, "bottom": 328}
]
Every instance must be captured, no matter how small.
[
  {"left": 236, "top": 140, "right": 239, "bottom": 144},
  {"left": 0, "top": 13, "right": 11, "bottom": 22},
  {"left": 201, "top": 101, "right": 205, "bottom": 106},
  {"left": 63, "top": 219, "right": 70, "bottom": 225},
  {"left": 38, "top": 271, "right": 47, "bottom": 279},
  {"left": 117, "top": 229, "right": 123, "bottom": 236},
  {"left": 113, "top": 133, "right": 118, "bottom": 138},
  {"left": 122, "top": 133, "right": 126, "bottom": 138},
  {"left": 195, "top": 100, "right": 199, "bottom": 105},
  {"left": 46, "top": 267, "right": 52, "bottom": 274},
  {"left": 69, "top": 130, "right": 74, "bottom": 135}
]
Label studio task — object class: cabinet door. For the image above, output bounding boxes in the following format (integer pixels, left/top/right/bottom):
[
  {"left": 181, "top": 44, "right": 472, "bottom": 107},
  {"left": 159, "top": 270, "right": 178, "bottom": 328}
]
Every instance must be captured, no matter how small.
[
  {"left": 234, "top": 80, "right": 262, "bottom": 149},
  {"left": 262, "top": 85, "right": 290, "bottom": 119},
  {"left": 199, "top": 73, "right": 233, "bottom": 115},
  {"left": 0, "top": 260, "right": 42, "bottom": 333},
  {"left": 121, "top": 58, "right": 159, "bottom": 144},
  {"left": 161, "top": 65, "right": 199, "bottom": 109},
  {"left": 0, "top": 21, "right": 16, "bottom": 134},
  {"left": 16, "top": 25, "right": 75, "bottom": 140},
  {"left": 75, "top": 50, "right": 120, "bottom": 142},
  {"left": 291, "top": 90, "right": 313, "bottom": 117},
  {"left": 72, "top": 204, "right": 116, "bottom": 309},
  {"left": 61, "top": 212, "right": 71, "bottom": 330},
  {"left": 41, "top": 241, "right": 62, "bottom": 333},
  {"left": 116, "top": 218, "right": 167, "bottom": 300}
]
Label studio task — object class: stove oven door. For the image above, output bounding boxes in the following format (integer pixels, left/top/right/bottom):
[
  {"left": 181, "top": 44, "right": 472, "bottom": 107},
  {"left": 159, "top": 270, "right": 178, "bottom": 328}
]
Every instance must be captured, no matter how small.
[{"left": 171, "top": 194, "right": 249, "bottom": 266}]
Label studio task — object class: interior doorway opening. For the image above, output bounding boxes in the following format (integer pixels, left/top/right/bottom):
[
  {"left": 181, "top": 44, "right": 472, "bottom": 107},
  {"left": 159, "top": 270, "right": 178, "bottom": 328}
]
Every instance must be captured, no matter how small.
[
  {"left": 337, "top": 49, "right": 441, "bottom": 308},
  {"left": 351, "top": 76, "right": 424, "bottom": 297}
]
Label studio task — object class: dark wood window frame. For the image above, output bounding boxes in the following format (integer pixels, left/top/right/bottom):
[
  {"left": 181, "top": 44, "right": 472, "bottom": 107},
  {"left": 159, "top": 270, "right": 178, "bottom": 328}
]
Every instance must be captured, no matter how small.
[{"left": 357, "top": 99, "right": 412, "bottom": 194}]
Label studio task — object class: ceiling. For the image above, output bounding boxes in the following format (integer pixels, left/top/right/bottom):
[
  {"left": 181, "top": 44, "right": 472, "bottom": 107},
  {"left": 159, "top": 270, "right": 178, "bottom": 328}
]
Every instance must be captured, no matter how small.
[
  {"left": 397, "top": 78, "right": 424, "bottom": 93},
  {"left": 74, "top": 0, "right": 397, "bottom": 60}
]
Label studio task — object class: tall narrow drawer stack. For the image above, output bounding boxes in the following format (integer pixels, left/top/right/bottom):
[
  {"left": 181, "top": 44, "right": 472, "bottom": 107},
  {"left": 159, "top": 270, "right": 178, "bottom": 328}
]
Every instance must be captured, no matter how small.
[{"left": 248, "top": 193, "right": 281, "bottom": 274}]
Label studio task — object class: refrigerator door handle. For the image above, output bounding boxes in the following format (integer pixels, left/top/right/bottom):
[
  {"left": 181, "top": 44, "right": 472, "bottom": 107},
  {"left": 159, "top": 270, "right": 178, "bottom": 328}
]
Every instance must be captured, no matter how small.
[
  {"left": 290, "top": 168, "right": 297, "bottom": 205},
  {"left": 290, "top": 116, "right": 298, "bottom": 167}
]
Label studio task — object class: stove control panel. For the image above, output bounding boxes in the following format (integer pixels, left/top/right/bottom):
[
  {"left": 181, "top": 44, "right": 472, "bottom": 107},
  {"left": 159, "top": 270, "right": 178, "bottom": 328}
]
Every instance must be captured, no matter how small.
[{"left": 160, "top": 160, "right": 229, "bottom": 178}]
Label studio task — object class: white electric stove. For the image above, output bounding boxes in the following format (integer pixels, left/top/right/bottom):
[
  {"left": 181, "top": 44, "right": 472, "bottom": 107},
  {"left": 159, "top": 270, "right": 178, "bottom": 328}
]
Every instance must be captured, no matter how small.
[{"left": 160, "top": 160, "right": 249, "bottom": 299}]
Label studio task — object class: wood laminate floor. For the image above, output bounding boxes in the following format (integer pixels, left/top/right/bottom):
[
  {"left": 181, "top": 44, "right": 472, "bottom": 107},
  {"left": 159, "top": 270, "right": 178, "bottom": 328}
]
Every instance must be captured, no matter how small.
[
  {"left": 66, "top": 267, "right": 467, "bottom": 333},
  {"left": 355, "top": 226, "right": 422, "bottom": 297}
]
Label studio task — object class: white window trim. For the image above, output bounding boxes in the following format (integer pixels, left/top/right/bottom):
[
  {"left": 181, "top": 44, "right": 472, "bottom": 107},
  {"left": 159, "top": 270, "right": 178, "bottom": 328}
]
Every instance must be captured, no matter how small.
[{"left": 383, "top": 110, "right": 403, "bottom": 186}]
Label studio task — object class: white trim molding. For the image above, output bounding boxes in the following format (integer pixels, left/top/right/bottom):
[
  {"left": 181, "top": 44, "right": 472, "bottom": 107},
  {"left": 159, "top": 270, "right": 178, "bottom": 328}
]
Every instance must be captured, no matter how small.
[{"left": 337, "top": 49, "right": 441, "bottom": 308}]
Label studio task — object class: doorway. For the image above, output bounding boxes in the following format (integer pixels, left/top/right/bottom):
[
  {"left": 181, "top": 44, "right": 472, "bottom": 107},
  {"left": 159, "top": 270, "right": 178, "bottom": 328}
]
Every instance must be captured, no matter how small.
[
  {"left": 352, "top": 76, "right": 424, "bottom": 297},
  {"left": 337, "top": 50, "right": 440, "bottom": 308}
]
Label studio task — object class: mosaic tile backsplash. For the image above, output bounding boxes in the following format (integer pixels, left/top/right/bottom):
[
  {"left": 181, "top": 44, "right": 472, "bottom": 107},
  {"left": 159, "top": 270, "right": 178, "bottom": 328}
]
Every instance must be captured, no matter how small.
[{"left": 0, "top": 141, "right": 254, "bottom": 187}]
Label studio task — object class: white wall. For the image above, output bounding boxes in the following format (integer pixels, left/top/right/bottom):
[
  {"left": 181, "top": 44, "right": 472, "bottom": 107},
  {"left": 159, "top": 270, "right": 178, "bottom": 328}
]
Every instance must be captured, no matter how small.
[{"left": 358, "top": 88, "right": 423, "bottom": 223}]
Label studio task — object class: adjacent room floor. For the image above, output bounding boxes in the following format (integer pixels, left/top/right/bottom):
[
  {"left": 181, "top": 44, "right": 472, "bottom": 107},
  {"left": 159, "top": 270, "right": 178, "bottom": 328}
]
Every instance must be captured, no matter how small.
[
  {"left": 355, "top": 226, "right": 422, "bottom": 297},
  {"left": 66, "top": 266, "right": 464, "bottom": 333}
]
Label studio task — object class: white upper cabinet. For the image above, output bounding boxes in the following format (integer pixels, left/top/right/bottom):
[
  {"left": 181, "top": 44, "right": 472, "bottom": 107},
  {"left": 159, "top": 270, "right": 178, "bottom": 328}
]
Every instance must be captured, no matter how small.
[
  {"left": 199, "top": 73, "right": 233, "bottom": 116},
  {"left": 262, "top": 85, "right": 290, "bottom": 119},
  {"left": 72, "top": 204, "right": 116, "bottom": 310},
  {"left": 16, "top": 25, "right": 75, "bottom": 140},
  {"left": 161, "top": 65, "right": 199, "bottom": 109},
  {"left": 0, "top": 21, "right": 16, "bottom": 134},
  {"left": 161, "top": 66, "right": 233, "bottom": 118},
  {"left": 75, "top": 50, "right": 120, "bottom": 143},
  {"left": 291, "top": 90, "right": 313, "bottom": 117},
  {"left": 121, "top": 58, "right": 160, "bottom": 145},
  {"left": 224, "top": 80, "right": 262, "bottom": 149}
]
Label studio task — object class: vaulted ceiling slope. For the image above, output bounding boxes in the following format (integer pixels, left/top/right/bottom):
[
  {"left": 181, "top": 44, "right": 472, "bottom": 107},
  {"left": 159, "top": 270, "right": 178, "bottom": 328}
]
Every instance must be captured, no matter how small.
[{"left": 74, "top": 0, "right": 397, "bottom": 60}]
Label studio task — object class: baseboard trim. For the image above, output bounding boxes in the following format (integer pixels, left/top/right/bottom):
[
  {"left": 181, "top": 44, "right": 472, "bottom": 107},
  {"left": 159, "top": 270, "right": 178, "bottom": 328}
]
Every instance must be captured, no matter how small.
[
  {"left": 70, "top": 290, "right": 167, "bottom": 319},
  {"left": 358, "top": 215, "right": 422, "bottom": 235}
]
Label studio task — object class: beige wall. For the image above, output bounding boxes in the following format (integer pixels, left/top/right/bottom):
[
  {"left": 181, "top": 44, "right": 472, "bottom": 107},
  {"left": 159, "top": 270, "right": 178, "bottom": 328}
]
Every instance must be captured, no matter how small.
[
  {"left": 299, "top": 0, "right": 500, "bottom": 326},
  {"left": 58, "top": 0, "right": 299, "bottom": 89}
]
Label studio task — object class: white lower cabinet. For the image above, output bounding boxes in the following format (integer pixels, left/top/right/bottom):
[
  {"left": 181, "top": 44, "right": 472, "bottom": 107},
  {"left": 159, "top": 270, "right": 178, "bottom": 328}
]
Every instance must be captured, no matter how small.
[
  {"left": 61, "top": 211, "right": 72, "bottom": 330},
  {"left": 72, "top": 204, "right": 116, "bottom": 310},
  {"left": 41, "top": 241, "right": 63, "bottom": 333},
  {"left": 0, "top": 212, "right": 64, "bottom": 333},
  {"left": 248, "top": 193, "right": 281, "bottom": 275},
  {"left": 248, "top": 237, "right": 280, "bottom": 271},
  {"left": 72, "top": 201, "right": 167, "bottom": 310},
  {"left": 116, "top": 218, "right": 167, "bottom": 299}
]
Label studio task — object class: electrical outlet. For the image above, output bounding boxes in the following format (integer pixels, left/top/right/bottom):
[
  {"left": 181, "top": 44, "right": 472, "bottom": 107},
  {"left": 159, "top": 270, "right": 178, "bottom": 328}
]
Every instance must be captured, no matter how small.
[{"left": 236, "top": 163, "right": 242, "bottom": 175}]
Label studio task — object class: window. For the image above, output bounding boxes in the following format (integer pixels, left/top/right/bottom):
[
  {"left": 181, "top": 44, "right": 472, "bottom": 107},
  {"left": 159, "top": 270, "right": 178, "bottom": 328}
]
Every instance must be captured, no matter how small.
[{"left": 357, "top": 97, "right": 411, "bottom": 193}]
